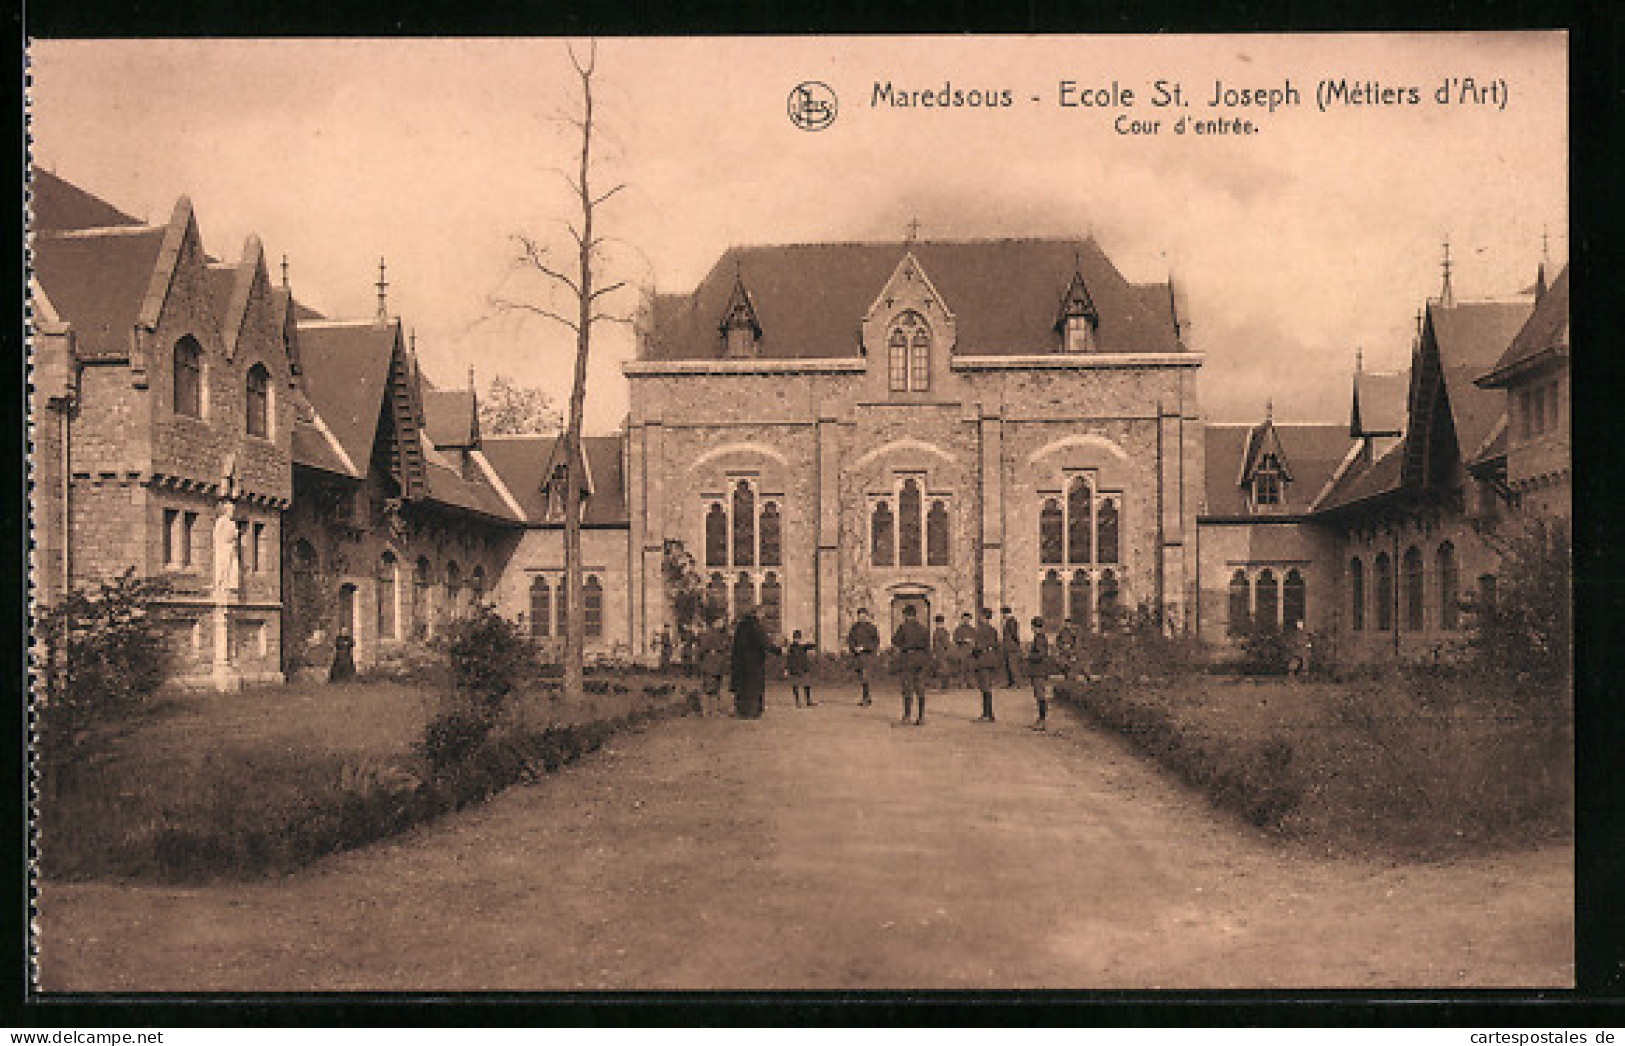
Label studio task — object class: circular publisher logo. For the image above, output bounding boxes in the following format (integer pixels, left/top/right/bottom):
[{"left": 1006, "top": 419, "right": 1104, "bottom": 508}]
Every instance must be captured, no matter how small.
[{"left": 788, "top": 81, "right": 838, "bottom": 131}]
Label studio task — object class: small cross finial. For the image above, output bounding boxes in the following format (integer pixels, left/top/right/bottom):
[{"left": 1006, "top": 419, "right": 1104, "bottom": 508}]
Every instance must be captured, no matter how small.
[
  {"left": 1542, "top": 226, "right": 1551, "bottom": 266},
  {"left": 467, "top": 364, "right": 475, "bottom": 392},
  {"left": 280, "top": 254, "right": 290, "bottom": 289},
  {"left": 905, "top": 217, "right": 921, "bottom": 244},
  {"left": 1355, "top": 347, "right": 1363, "bottom": 372},
  {"left": 1265, "top": 398, "right": 1274, "bottom": 422},
  {"left": 409, "top": 329, "right": 417, "bottom": 355},
  {"left": 1439, "top": 237, "right": 1454, "bottom": 306},
  {"left": 376, "top": 257, "right": 389, "bottom": 321}
]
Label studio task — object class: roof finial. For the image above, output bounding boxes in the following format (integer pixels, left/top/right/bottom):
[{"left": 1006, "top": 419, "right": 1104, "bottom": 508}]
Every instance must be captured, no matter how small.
[
  {"left": 1355, "top": 347, "right": 1364, "bottom": 373},
  {"left": 1542, "top": 226, "right": 1551, "bottom": 267},
  {"left": 280, "top": 254, "right": 290, "bottom": 289},
  {"left": 409, "top": 329, "right": 417, "bottom": 355},
  {"left": 1265, "top": 398, "right": 1274, "bottom": 423},
  {"left": 467, "top": 363, "right": 475, "bottom": 392},
  {"left": 904, "top": 217, "right": 921, "bottom": 245},
  {"left": 1439, "top": 237, "right": 1454, "bottom": 307},
  {"left": 376, "top": 256, "right": 389, "bottom": 323}
]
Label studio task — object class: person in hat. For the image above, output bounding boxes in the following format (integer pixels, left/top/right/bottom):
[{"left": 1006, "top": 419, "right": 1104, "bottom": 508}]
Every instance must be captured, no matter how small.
[
  {"left": 892, "top": 603, "right": 932, "bottom": 725},
  {"left": 971, "top": 607, "right": 1002, "bottom": 722},
  {"left": 1026, "top": 615, "right": 1053, "bottom": 731},
  {"left": 847, "top": 607, "right": 881, "bottom": 707},
  {"left": 786, "top": 628, "right": 815, "bottom": 707}
]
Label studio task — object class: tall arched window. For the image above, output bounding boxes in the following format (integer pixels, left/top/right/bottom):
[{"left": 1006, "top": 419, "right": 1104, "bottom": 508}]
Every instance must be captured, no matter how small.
[
  {"left": 926, "top": 501, "right": 950, "bottom": 566},
  {"left": 445, "top": 560, "right": 462, "bottom": 620},
  {"left": 732, "top": 481, "right": 755, "bottom": 567},
  {"left": 556, "top": 577, "right": 568, "bottom": 638},
  {"left": 887, "top": 311, "right": 930, "bottom": 392},
  {"left": 530, "top": 576, "right": 552, "bottom": 638},
  {"left": 173, "top": 336, "right": 203, "bottom": 417},
  {"left": 1283, "top": 569, "right": 1306, "bottom": 629},
  {"left": 1067, "top": 475, "right": 1092, "bottom": 564},
  {"left": 760, "top": 572, "right": 782, "bottom": 637},
  {"left": 1255, "top": 569, "right": 1279, "bottom": 630},
  {"left": 1349, "top": 558, "right": 1366, "bottom": 631},
  {"left": 1040, "top": 570, "right": 1064, "bottom": 629},
  {"left": 1404, "top": 546, "right": 1425, "bottom": 631},
  {"left": 871, "top": 501, "right": 895, "bottom": 567},
  {"left": 245, "top": 363, "right": 270, "bottom": 437},
  {"left": 1096, "top": 496, "right": 1119, "bottom": 564},
  {"left": 1437, "top": 542, "right": 1459, "bottom": 630},
  {"left": 733, "top": 572, "right": 755, "bottom": 617},
  {"left": 898, "top": 478, "right": 923, "bottom": 567},
  {"left": 707, "top": 573, "right": 728, "bottom": 621},
  {"left": 1097, "top": 569, "right": 1120, "bottom": 625},
  {"left": 1374, "top": 553, "right": 1394, "bottom": 631},
  {"left": 1069, "top": 570, "right": 1092, "bottom": 628},
  {"left": 584, "top": 575, "right": 603, "bottom": 638},
  {"left": 1039, "top": 498, "right": 1064, "bottom": 564},
  {"left": 470, "top": 565, "right": 486, "bottom": 610},
  {"left": 376, "top": 551, "right": 398, "bottom": 641},
  {"left": 705, "top": 502, "right": 728, "bottom": 567},
  {"left": 1228, "top": 570, "right": 1251, "bottom": 636},
  {"left": 759, "top": 502, "right": 782, "bottom": 567},
  {"left": 413, "top": 556, "right": 432, "bottom": 638}
]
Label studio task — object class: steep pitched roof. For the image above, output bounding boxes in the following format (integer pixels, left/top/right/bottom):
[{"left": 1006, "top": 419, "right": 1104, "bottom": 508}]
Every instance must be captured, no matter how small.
[
  {"left": 1478, "top": 265, "right": 1569, "bottom": 388},
  {"left": 29, "top": 170, "right": 141, "bottom": 232},
  {"left": 1314, "top": 440, "right": 1406, "bottom": 513},
  {"left": 294, "top": 321, "right": 399, "bottom": 475},
  {"left": 32, "top": 225, "right": 167, "bottom": 359},
  {"left": 645, "top": 238, "right": 1183, "bottom": 360},
  {"left": 481, "top": 434, "right": 629, "bottom": 525},
  {"left": 423, "top": 388, "right": 478, "bottom": 448},
  {"left": 1202, "top": 421, "right": 1352, "bottom": 517},
  {"left": 1427, "top": 298, "right": 1532, "bottom": 468},
  {"left": 1353, "top": 368, "right": 1409, "bottom": 436}
]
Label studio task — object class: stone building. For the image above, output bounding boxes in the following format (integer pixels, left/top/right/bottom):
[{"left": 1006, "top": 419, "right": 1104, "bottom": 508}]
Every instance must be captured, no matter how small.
[{"left": 623, "top": 239, "right": 1203, "bottom": 653}]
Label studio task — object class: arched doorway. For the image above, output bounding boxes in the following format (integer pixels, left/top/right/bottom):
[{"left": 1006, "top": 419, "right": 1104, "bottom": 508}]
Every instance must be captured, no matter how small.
[{"left": 889, "top": 588, "right": 932, "bottom": 638}]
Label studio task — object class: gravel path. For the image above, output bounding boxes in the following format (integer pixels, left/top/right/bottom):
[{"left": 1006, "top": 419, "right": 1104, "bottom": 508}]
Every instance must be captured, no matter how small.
[{"left": 36, "top": 683, "right": 1573, "bottom": 990}]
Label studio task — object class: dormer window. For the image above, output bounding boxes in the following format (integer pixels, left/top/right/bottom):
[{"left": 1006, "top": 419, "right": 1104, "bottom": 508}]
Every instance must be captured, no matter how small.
[
  {"left": 1253, "top": 453, "right": 1284, "bottom": 507},
  {"left": 887, "top": 311, "right": 931, "bottom": 392},
  {"left": 725, "top": 325, "right": 756, "bottom": 358},
  {"left": 1064, "top": 313, "right": 1096, "bottom": 354},
  {"left": 719, "top": 270, "right": 763, "bottom": 358},
  {"left": 545, "top": 463, "right": 569, "bottom": 521},
  {"left": 1055, "top": 264, "right": 1099, "bottom": 354}
]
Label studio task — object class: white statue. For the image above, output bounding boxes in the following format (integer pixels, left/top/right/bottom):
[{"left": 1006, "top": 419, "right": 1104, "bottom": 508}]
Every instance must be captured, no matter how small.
[{"left": 213, "top": 511, "right": 241, "bottom": 593}]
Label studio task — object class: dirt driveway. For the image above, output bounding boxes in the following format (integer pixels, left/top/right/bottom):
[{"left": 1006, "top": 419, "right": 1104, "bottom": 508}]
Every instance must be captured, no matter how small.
[{"left": 36, "top": 683, "right": 1573, "bottom": 991}]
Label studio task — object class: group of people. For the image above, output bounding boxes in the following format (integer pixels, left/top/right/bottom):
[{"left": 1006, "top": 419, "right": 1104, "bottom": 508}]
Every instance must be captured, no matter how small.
[{"left": 681, "top": 604, "right": 1093, "bottom": 730}]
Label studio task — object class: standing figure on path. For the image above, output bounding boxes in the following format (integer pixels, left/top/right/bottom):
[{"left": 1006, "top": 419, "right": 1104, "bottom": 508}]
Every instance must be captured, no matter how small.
[
  {"left": 930, "top": 614, "right": 953, "bottom": 691},
  {"left": 656, "top": 626, "right": 674, "bottom": 672},
  {"left": 697, "top": 618, "right": 731, "bottom": 716},
  {"left": 1000, "top": 607, "right": 1022, "bottom": 688},
  {"left": 971, "top": 607, "right": 1002, "bottom": 722},
  {"left": 1027, "top": 616, "right": 1053, "bottom": 731},
  {"left": 847, "top": 608, "right": 880, "bottom": 707},
  {"left": 730, "top": 610, "right": 775, "bottom": 719},
  {"left": 328, "top": 627, "right": 356, "bottom": 682},
  {"left": 786, "top": 629, "right": 815, "bottom": 707},
  {"left": 892, "top": 604, "right": 932, "bottom": 725},
  {"left": 952, "top": 611, "right": 976, "bottom": 688},
  {"left": 1054, "top": 616, "right": 1080, "bottom": 681}
]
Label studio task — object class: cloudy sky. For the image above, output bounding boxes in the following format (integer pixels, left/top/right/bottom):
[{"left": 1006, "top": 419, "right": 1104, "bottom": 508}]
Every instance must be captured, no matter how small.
[{"left": 29, "top": 34, "right": 1566, "bottom": 431}]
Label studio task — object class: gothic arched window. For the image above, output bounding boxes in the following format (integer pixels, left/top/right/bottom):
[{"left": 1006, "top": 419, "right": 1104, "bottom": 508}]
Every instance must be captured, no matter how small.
[
  {"left": 1039, "top": 498, "right": 1063, "bottom": 565},
  {"left": 445, "top": 560, "right": 461, "bottom": 620},
  {"left": 246, "top": 363, "right": 271, "bottom": 438},
  {"left": 733, "top": 572, "right": 755, "bottom": 618},
  {"left": 173, "top": 336, "right": 203, "bottom": 417},
  {"left": 760, "top": 572, "right": 782, "bottom": 638},
  {"left": 707, "top": 573, "right": 728, "bottom": 621},
  {"left": 1096, "top": 496, "right": 1119, "bottom": 565},
  {"left": 705, "top": 502, "right": 728, "bottom": 567},
  {"left": 1228, "top": 570, "right": 1251, "bottom": 636},
  {"left": 1404, "top": 545, "right": 1425, "bottom": 631},
  {"left": 1040, "top": 570, "right": 1064, "bottom": 629},
  {"left": 1284, "top": 569, "right": 1306, "bottom": 629},
  {"left": 470, "top": 566, "right": 486, "bottom": 609},
  {"left": 1070, "top": 570, "right": 1092, "bottom": 629},
  {"left": 530, "top": 575, "right": 552, "bottom": 638},
  {"left": 1067, "top": 475, "right": 1092, "bottom": 564},
  {"left": 1437, "top": 542, "right": 1459, "bottom": 630},
  {"left": 759, "top": 502, "right": 782, "bottom": 567},
  {"left": 413, "top": 556, "right": 432, "bottom": 638},
  {"left": 1374, "top": 553, "right": 1394, "bottom": 631},
  {"left": 887, "top": 311, "right": 930, "bottom": 392},
  {"left": 898, "top": 478, "right": 923, "bottom": 567},
  {"left": 1097, "top": 569, "right": 1120, "bottom": 625},
  {"left": 1350, "top": 558, "right": 1366, "bottom": 631},
  {"left": 584, "top": 575, "right": 603, "bottom": 638},
  {"left": 926, "top": 501, "right": 950, "bottom": 566},
  {"left": 871, "top": 501, "right": 895, "bottom": 567},
  {"left": 1255, "top": 568, "right": 1279, "bottom": 630},
  {"left": 376, "top": 551, "right": 398, "bottom": 641},
  {"left": 732, "top": 481, "right": 756, "bottom": 567}
]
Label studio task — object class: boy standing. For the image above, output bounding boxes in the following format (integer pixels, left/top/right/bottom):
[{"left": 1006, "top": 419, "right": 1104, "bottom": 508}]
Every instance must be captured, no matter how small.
[
  {"left": 1027, "top": 615, "right": 1052, "bottom": 731},
  {"left": 847, "top": 608, "right": 880, "bottom": 707},
  {"left": 892, "top": 604, "right": 931, "bottom": 725},
  {"left": 971, "top": 607, "right": 1002, "bottom": 722},
  {"left": 786, "top": 629, "right": 815, "bottom": 707}
]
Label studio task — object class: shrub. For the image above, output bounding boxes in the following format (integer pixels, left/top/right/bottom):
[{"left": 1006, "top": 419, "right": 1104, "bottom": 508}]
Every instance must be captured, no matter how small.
[
  {"left": 1473, "top": 520, "right": 1571, "bottom": 686},
  {"left": 417, "top": 700, "right": 495, "bottom": 774},
  {"left": 434, "top": 606, "right": 532, "bottom": 710},
  {"left": 1238, "top": 622, "right": 1292, "bottom": 675}
]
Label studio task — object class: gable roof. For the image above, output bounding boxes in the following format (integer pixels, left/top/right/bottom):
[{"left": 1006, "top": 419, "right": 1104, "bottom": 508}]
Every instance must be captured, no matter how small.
[
  {"left": 1353, "top": 368, "right": 1409, "bottom": 436},
  {"left": 645, "top": 238, "right": 1183, "bottom": 360},
  {"left": 1202, "top": 421, "right": 1352, "bottom": 517},
  {"left": 1477, "top": 265, "right": 1569, "bottom": 388},
  {"left": 1314, "top": 439, "right": 1406, "bottom": 513},
  {"left": 30, "top": 169, "right": 142, "bottom": 232},
  {"left": 294, "top": 321, "right": 399, "bottom": 475},
  {"left": 32, "top": 225, "right": 168, "bottom": 360},
  {"left": 1427, "top": 297, "right": 1532, "bottom": 467},
  {"left": 423, "top": 388, "right": 478, "bottom": 448},
  {"left": 481, "top": 434, "right": 629, "bottom": 526}
]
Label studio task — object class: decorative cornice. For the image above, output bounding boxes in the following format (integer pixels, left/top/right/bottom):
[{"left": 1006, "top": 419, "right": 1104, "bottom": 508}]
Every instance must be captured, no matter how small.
[
  {"left": 950, "top": 353, "right": 1203, "bottom": 371},
  {"left": 624, "top": 358, "right": 868, "bottom": 376}
]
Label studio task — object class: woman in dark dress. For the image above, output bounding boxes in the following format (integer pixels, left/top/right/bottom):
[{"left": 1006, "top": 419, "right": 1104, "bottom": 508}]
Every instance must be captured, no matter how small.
[
  {"left": 729, "top": 610, "right": 774, "bottom": 718},
  {"left": 329, "top": 628, "right": 356, "bottom": 682}
]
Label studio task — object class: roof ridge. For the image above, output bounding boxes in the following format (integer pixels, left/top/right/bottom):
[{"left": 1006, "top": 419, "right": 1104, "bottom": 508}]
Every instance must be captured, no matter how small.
[
  {"left": 727, "top": 235, "right": 1103, "bottom": 251},
  {"left": 37, "top": 224, "right": 162, "bottom": 239}
]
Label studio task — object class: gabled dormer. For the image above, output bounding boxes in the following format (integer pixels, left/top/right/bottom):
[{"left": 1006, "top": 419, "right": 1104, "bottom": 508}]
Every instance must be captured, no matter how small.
[
  {"left": 539, "top": 435, "right": 594, "bottom": 522},
  {"left": 1055, "top": 262, "right": 1099, "bottom": 353},
  {"left": 859, "top": 251, "right": 956, "bottom": 394},
  {"left": 719, "top": 270, "right": 762, "bottom": 358},
  {"left": 1239, "top": 411, "right": 1293, "bottom": 513}
]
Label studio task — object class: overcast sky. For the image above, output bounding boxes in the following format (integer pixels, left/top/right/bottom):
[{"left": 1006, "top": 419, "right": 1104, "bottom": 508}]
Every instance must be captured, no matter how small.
[{"left": 29, "top": 34, "right": 1566, "bottom": 431}]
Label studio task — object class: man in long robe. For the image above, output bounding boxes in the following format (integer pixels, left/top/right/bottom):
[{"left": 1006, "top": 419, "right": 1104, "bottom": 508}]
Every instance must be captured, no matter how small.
[{"left": 730, "top": 610, "right": 773, "bottom": 718}]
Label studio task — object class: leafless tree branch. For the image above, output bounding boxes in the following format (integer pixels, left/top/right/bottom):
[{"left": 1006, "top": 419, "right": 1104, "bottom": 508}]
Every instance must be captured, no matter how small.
[
  {"left": 591, "top": 183, "right": 628, "bottom": 208},
  {"left": 514, "top": 235, "right": 581, "bottom": 296},
  {"left": 589, "top": 280, "right": 627, "bottom": 301},
  {"left": 488, "top": 295, "right": 581, "bottom": 334}
]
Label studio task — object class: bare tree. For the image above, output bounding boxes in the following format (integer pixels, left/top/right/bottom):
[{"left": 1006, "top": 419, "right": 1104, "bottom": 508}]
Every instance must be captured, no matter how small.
[{"left": 492, "top": 40, "right": 629, "bottom": 698}]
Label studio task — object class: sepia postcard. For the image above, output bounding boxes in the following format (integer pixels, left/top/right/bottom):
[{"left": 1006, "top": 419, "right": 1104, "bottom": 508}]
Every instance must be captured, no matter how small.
[{"left": 25, "top": 33, "right": 1572, "bottom": 995}]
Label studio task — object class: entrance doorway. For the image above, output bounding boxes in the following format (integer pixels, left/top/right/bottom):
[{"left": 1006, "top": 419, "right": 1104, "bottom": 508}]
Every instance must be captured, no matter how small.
[{"left": 890, "top": 592, "right": 931, "bottom": 637}]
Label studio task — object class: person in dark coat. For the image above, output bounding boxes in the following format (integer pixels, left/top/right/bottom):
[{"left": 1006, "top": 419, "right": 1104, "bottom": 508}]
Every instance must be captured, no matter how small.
[
  {"left": 1054, "top": 616, "right": 1080, "bottom": 681},
  {"left": 952, "top": 611, "right": 977, "bottom": 688},
  {"left": 971, "top": 607, "right": 1002, "bottom": 722},
  {"left": 893, "top": 604, "right": 932, "bottom": 725},
  {"left": 656, "top": 626, "right": 674, "bottom": 672},
  {"left": 847, "top": 608, "right": 881, "bottom": 707},
  {"left": 329, "top": 627, "right": 356, "bottom": 682},
  {"left": 1000, "top": 607, "right": 1022, "bottom": 688},
  {"left": 696, "top": 618, "right": 731, "bottom": 716},
  {"left": 786, "top": 629, "right": 815, "bottom": 707},
  {"left": 1027, "top": 615, "right": 1053, "bottom": 731},
  {"left": 730, "top": 610, "right": 775, "bottom": 718},
  {"left": 930, "top": 614, "right": 953, "bottom": 691}
]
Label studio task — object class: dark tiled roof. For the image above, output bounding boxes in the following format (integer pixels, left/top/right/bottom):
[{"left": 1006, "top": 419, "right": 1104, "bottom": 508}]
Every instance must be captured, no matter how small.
[
  {"left": 291, "top": 418, "right": 357, "bottom": 477},
  {"left": 424, "top": 458, "right": 517, "bottom": 522},
  {"left": 1478, "top": 266, "right": 1569, "bottom": 387},
  {"left": 646, "top": 238, "right": 1183, "bottom": 360},
  {"left": 1315, "top": 440, "right": 1406, "bottom": 513},
  {"left": 423, "top": 388, "right": 477, "bottom": 448},
  {"left": 481, "top": 434, "right": 629, "bottom": 525},
  {"left": 29, "top": 170, "right": 141, "bottom": 232},
  {"left": 295, "top": 321, "right": 398, "bottom": 475},
  {"left": 1468, "top": 416, "right": 1507, "bottom": 470},
  {"left": 32, "top": 226, "right": 166, "bottom": 359},
  {"left": 1203, "top": 422, "right": 1352, "bottom": 517},
  {"left": 1355, "top": 369, "right": 1409, "bottom": 435},
  {"left": 1431, "top": 298, "right": 1531, "bottom": 463}
]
